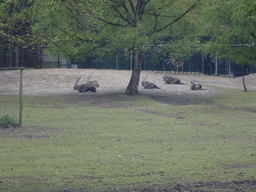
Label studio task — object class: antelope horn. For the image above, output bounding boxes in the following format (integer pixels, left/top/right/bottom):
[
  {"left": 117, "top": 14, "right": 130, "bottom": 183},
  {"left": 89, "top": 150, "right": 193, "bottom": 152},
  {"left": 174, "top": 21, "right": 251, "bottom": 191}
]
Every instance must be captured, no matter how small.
[
  {"left": 143, "top": 74, "right": 149, "bottom": 81},
  {"left": 86, "top": 72, "right": 94, "bottom": 82},
  {"left": 75, "top": 76, "right": 82, "bottom": 85}
]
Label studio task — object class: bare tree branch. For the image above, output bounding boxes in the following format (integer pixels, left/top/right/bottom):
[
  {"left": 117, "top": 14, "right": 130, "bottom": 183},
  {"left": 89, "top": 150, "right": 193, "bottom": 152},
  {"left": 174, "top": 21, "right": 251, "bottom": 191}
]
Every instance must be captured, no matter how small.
[
  {"left": 146, "top": 1, "right": 197, "bottom": 36},
  {"left": 97, "top": 17, "right": 127, "bottom": 27},
  {"left": 120, "top": 1, "right": 135, "bottom": 26},
  {"left": 127, "top": 0, "right": 136, "bottom": 18},
  {"left": 109, "top": 3, "right": 133, "bottom": 25},
  {"left": 250, "top": 32, "right": 256, "bottom": 39}
]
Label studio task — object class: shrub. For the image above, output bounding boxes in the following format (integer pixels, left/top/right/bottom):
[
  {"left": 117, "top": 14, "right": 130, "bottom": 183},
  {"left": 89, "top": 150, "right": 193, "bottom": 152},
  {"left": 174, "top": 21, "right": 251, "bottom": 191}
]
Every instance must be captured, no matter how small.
[{"left": 0, "top": 114, "right": 19, "bottom": 128}]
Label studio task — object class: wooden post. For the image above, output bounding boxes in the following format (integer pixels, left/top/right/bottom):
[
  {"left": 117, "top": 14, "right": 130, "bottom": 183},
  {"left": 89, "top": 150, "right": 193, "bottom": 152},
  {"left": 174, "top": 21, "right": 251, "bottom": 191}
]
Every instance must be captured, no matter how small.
[
  {"left": 242, "top": 77, "right": 247, "bottom": 92},
  {"left": 0, "top": 67, "right": 24, "bottom": 127},
  {"left": 19, "top": 68, "right": 23, "bottom": 127}
]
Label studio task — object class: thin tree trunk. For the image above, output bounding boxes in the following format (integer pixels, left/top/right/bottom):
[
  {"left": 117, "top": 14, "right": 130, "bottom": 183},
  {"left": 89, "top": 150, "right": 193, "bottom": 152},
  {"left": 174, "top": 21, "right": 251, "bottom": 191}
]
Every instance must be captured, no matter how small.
[{"left": 125, "top": 49, "right": 142, "bottom": 96}]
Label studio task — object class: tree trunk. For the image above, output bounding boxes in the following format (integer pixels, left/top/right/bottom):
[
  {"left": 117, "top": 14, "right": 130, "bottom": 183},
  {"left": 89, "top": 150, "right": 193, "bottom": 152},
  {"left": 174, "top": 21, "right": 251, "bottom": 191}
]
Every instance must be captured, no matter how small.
[{"left": 125, "top": 49, "right": 142, "bottom": 96}]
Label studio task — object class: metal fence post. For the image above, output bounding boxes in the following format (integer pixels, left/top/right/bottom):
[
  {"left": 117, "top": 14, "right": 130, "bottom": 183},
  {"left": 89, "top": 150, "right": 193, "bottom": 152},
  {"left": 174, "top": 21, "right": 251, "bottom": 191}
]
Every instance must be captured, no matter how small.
[
  {"left": 116, "top": 54, "right": 118, "bottom": 70},
  {"left": 215, "top": 57, "right": 218, "bottom": 75},
  {"left": 228, "top": 60, "right": 231, "bottom": 75},
  {"left": 202, "top": 55, "right": 204, "bottom": 74},
  {"left": 19, "top": 68, "right": 23, "bottom": 127},
  {"left": 130, "top": 51, "right": 133, "bottom": 70}
]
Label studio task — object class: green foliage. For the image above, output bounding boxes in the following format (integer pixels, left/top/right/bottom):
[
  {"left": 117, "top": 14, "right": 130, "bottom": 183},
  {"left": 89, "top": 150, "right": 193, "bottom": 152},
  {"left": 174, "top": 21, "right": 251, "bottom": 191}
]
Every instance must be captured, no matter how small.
[
  {"left": 202, "top": 0, "right": 256, "bottom": 66},
  {"left": 0, "top": 114, "right": 19, "bottom": 128},
  {"left": 31, "top": 0, "right": 204, "bottom": 94},
  {"left": 0, "top": 0, "right": 45, "bottom": 68},
  {"left": 0, "top": 0, "right": 42, "bottom": 48},
  {"left": 32, "top": 0, "right": 204, "bottom": 60}
]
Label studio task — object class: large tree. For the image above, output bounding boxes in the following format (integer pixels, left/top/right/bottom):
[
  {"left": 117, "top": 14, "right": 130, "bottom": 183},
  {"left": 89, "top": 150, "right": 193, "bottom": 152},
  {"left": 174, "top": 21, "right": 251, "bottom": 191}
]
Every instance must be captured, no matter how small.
[
  {"left": 0, "top": 0, "right": 44, "bottom": 68},
  {"left": 33, "top": 0, "right": 203, "bottom": 95},
  {"left": 201, "top": 0, "right": 256, "bottom": 66}
]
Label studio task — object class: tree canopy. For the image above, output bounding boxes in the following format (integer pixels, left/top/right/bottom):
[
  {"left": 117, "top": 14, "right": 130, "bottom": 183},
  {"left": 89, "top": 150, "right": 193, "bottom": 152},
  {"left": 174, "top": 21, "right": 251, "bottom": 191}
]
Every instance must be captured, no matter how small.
[
  {"left": 0, "top": 0, "right": 45, "bottom": 68},
  {"left": 1, "top": 0, "right": 255, "bottom": 93},
  {"left": 202, "top": 0, "right": 256, "bottom": 66},
  {"left": 32, "top": 0, "right": 203, "bottom": 95}
]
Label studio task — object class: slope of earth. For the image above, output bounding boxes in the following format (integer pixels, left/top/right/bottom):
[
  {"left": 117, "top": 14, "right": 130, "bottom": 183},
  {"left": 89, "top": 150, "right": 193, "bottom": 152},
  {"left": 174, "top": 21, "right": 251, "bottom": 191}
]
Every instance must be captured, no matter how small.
[{"left": 1, "top": 68, "right": 255, "bottom": 96}]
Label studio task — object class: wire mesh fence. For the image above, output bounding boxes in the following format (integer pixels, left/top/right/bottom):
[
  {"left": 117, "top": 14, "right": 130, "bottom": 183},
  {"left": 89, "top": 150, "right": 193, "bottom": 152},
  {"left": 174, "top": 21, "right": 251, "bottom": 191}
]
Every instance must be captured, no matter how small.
[
  {"left": 70, "top": 51, "right": 255, "bottom": 75},
  {"left": 0, "top": 67, "right": 23, "bottom": 127}
]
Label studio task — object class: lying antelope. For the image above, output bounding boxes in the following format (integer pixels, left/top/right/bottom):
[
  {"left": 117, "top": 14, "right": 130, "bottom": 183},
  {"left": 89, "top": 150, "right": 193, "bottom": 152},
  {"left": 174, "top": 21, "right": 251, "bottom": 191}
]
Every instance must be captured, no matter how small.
[
  {"left": 141, "top": 75, "right": 160, "bottom": 89},
  {"left": 190, "top": 78, "right": 202, "bottom": 90},
  {"left": 163, "top": 75, "right": 181, "bottom": 84},
  {"left": 73, "top": 73, "right": 99, "bottom": 92}
]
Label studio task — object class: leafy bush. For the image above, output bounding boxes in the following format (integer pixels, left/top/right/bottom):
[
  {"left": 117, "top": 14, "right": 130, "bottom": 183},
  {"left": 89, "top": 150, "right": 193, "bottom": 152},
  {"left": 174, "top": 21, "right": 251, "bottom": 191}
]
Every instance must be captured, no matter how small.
[{"left": 0, "top": 114, "right": 19, "bottom": 128}]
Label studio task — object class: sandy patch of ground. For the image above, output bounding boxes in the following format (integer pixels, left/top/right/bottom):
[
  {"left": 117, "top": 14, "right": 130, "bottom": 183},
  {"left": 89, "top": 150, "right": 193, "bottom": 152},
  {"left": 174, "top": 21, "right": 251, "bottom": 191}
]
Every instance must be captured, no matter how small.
[{"left": 0, "top": 68, "right": 256, "bottom": 96}]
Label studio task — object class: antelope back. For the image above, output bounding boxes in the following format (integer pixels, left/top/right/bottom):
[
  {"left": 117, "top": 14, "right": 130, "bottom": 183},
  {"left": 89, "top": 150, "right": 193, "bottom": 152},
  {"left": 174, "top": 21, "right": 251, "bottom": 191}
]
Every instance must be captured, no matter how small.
[
  {"left": 163, "top": 76, "right": 180, "bottom": 84},
  {"left": 78, "top": 84, "right": 90, "bottom": 92},
  {"left": 89, "top": 80, "right": 99, "bottom": 87},
  {"left": 142, "top": 81, "right": 151, "bottom": 89},
  {"left": 142, "top": 81, "right": 160, "bottom": 89}
]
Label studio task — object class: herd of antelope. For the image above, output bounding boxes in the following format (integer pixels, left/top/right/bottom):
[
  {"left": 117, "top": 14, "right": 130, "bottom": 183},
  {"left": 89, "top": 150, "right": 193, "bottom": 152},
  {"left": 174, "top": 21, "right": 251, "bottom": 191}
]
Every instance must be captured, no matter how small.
[
  {"left": 73, "top": 72, "right": 202, "bottom": 93},
  {"left": 142, "top": 75, "right": 202, "bottom": 91}
]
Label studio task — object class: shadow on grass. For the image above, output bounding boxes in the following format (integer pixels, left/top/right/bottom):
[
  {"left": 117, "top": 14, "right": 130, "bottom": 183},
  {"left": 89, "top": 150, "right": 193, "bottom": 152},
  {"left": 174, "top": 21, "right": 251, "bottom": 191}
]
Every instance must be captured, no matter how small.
[
  {"left": 122, "top": 180, "right": 256, "bottom": 191},
  {"left": 63, "top": 91, "right": 216, "bottom": 107}
]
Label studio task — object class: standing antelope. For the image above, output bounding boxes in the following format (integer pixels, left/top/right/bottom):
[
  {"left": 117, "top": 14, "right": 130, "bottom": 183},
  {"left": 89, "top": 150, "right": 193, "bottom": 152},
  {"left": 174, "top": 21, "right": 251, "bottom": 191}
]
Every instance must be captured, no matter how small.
[{"left": 171, "top": 59, "right": 184, "bottom": 72}]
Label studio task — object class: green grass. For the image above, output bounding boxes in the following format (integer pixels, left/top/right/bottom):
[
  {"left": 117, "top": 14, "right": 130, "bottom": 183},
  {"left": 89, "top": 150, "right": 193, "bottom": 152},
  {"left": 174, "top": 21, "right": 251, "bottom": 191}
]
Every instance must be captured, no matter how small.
[{"left": 0, "top": 89, "right": 256, "bottom": 191}]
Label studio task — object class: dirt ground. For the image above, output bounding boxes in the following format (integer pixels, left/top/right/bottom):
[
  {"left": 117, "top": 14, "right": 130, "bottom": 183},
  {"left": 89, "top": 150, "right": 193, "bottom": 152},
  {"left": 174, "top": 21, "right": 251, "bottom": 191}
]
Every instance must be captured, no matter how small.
[{"left": 1, "top": 68, "right": 256, "bottom": 96}]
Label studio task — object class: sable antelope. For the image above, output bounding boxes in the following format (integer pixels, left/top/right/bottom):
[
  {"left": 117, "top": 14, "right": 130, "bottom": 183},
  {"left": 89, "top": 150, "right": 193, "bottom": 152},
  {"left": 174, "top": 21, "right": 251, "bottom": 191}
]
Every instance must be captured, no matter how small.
[
  {"left": 141, "top": 75, "right": 160, "bottom": 89},
  {"left": 73, "top": 73, "right": 99, "bottom": 92},
  {"left": 190, "top": 78, "right": 202, "bottom": 90},
  {"left": 163, "top": 75, "right": 181, "bottom": 84}
]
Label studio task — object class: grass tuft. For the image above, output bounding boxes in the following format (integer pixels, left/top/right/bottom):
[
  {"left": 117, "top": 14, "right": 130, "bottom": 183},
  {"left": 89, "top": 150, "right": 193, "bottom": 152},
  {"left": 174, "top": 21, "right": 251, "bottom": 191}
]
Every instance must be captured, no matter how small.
[{"left": 0, "top": 114, "right": 19, "bottom": 128}]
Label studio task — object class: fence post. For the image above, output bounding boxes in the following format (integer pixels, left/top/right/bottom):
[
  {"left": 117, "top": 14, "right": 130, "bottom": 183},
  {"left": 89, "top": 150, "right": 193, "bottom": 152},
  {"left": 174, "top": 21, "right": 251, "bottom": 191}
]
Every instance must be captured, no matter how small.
[
  {"left": 9, "top": 46, "right": 12, "bottom": 67},
  {"left": 15, "top": 47, "right": 19, "bottom": 67},
  {"left": 162, "top": 58, "right": 165, "bottom": 72},
  {"left": 116, "top": 54, "right": 118, "bottom": 70},
  {"left": 202, "top": 55, "right": 204, "bottom": 74},
  {"left": 19, "top": 68, "right": 23, "bottom": 127},
  {"left": 189, "top": 56, "right": 191, "bottom": 72},
  {"left": 143, "top": 53, "right": 146, "bottom": 70},
  {"left": 228, "top": 60, "right": 231, "bottom": 75},
  {"left": 130, "top": 51, "right": 133, "bottom": 70},
  {"left": 215, "top": 57, "right": 218, "bottom": 75}
]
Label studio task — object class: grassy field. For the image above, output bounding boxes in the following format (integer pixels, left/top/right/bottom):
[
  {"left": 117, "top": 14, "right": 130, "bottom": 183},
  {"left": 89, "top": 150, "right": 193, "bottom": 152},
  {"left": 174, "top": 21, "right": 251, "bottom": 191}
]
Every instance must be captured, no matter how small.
[{"left": 0, "top": 88, "right": 256, "bottom": 191}]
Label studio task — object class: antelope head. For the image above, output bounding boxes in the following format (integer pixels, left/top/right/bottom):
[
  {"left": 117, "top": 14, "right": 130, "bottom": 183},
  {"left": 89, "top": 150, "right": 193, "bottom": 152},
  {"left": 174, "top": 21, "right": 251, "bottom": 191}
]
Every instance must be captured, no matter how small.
[
  {"left": 73, "top": 76, "right": 82, "bottom": 91},
  {"left": 141, "top": 74, "right": 149, "bottom": 87}
]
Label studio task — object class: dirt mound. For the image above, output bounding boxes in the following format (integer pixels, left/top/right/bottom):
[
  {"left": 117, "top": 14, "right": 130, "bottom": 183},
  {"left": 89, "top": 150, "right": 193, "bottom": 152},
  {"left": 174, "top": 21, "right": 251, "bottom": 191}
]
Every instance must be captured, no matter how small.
[{"left": 1, "top": 68, "right": 256, "bottom": 96}]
